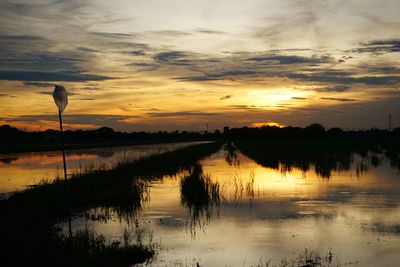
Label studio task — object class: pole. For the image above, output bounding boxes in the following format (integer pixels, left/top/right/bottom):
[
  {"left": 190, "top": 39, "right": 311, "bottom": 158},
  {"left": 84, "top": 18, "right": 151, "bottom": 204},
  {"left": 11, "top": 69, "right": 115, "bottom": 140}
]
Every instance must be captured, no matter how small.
[
  {"left": 389, "top": 114, "right": 392, "bottom": 131},
  {"left": 58, "top": 109, "right": 72, "bottom": 237}
]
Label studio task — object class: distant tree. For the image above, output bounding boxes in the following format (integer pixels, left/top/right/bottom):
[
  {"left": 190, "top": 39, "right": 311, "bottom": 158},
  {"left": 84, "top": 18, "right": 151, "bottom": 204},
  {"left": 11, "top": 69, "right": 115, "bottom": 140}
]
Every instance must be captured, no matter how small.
[
  {"left": 305, "top": 123, "right": 325, "bottom": 132},
  {"left": 327, "top": 127, "right": 344, "bottom": 137},
  {"left": 393, "top": 127, "right": 400, "bottom": 135},
  {"left": 304, "top": 123, "right": 325, "bottom": 138}
]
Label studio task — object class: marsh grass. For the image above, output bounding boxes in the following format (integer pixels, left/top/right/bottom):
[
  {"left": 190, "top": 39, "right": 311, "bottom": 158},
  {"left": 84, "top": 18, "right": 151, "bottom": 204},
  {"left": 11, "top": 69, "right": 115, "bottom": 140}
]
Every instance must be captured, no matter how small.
[
  {"left": 252, "top": 249, "right": 356, "bottom": 267},
  {"left": 50, "top": 227, "right": 154, "bottom": 267},
  {"left": 227, "top": 168, "right": 257, "bottom": 206},
  {"left": 180, "top": 165, "right": 221, "bottom": 236}
]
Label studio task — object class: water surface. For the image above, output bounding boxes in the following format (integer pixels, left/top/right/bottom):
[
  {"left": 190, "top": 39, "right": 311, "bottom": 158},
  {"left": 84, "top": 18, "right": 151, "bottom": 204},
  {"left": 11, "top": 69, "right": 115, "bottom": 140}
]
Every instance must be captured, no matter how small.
[
  {"left": 67, "top": 145, "right": 400, "bottom": 266},
  {"left": 0, "top": 142, "right": 203, "bottom": 197}
]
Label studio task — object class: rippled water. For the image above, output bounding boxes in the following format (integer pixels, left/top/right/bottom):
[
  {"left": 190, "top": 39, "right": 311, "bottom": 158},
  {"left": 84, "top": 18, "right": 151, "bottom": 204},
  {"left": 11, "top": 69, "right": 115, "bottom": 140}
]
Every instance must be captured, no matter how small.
[
  {"left": 0, "top": 142, "right": 203, "bottom": 197},
  {"left": 66, "top": 145, "right": 400, "bottom": 266}
]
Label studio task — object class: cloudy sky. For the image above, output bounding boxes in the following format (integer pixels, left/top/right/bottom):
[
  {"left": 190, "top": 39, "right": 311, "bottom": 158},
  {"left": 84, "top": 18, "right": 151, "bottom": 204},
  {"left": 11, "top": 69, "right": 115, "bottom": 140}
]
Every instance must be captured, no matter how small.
[{"left": 0, "top": 0, "right": 399, "bottom": 131}]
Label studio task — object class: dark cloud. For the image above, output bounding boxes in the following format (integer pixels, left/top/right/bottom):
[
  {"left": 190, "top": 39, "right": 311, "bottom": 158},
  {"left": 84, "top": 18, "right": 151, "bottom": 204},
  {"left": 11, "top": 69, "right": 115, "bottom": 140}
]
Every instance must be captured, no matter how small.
[
  {"left": 4, "top": 114, "right": 140, "bottom": 126},
  {"left": 147, "top": 111, "right": 220, "bottom": 117},
  {"left": 129, "top": 50, "right": 146, "bottom": 56},
  {"left": 176, "top": 70, "right": 258, "bottom": 82},
  {"left": 150, "top": 30, "right": 191, "bottom": 37},
  {"left": 36, "top": 91, "right": 54, "bottom": 95},
  {"left": 220, "top": 95, "right": 233, "bottom": 100},
  {"left": 228, "top": 105, "right": 259, "bottom": 111},
  {"left": 355, "top": 39, "right": 400, "bottom": 54},
  {"left": 246, "top": 55, "right": 335, "bottom": 65},
  {"left": 196, "top": 29, "right": 225, "bottom": 34},
  {"left": 312, "top": 85, "right": 351, "bottom": 92},
  {"left": 368, "top": 66, "right": 400, "bottom": 74},
  {"left": 0, "top": 52, "right": 80, "bottom": 71},
  {"left": 154, "top": 51, "right": 192, "bottom": 65},
  {"left": 126, "top": 43, "right": 151, "bottom": 51},
  {"left": 77, "top": 47, "right": 99, "bottom": 53},
  {"left": 0, "top": 34, "right": 45, "bottom": 42},
  {"left": 0, "top": 70, "right": 112, "bottom": 82},
  {"left": 90, "top": 32, "right": 135, "bottom": 39},
  {"left": 320, "top": 97, "right": 356, "bottom": 102},
  {"left": 292, "top": 97, "right": 307, "bottom": 100},
  {"left": 23, "top": 81, "right": 54, "bottom": 87},
  {"left": 127, "top": 62, "right": 159, "bottom": 71},
  {"left": 289, "top": 72, "right": 400, "bottom": 86}
]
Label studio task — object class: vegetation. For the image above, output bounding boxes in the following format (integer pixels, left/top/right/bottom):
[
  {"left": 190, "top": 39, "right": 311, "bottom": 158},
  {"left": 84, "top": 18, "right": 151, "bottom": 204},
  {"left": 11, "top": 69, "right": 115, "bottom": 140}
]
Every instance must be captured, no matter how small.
[
  {"left": 180, "top": 165, "right": 221, "bottom": 235},
  {"left": 253, "top": 249, "right": 346, "bottom": 267},
  {"left": 45, "top": 228, "right": 154, "bottom": 267},
  {"left": 0, "top": 142, "right": 222, "bottom": 266},
  {"left": 0, "top": 124, "right": 214, "bottom": 153},
  {"left": 235, "top": 138, "right": 400, "bottom": 178},
  {"left": 2, "top": 122, "right": 400, "bottom": 153}
]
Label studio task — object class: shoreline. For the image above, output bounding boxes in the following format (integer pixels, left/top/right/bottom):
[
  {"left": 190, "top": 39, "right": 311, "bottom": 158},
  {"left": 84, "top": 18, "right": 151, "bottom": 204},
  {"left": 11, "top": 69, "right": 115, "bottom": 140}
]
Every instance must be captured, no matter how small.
[{"left": 0, "top": 138, "right": 212, "bottom": 154}]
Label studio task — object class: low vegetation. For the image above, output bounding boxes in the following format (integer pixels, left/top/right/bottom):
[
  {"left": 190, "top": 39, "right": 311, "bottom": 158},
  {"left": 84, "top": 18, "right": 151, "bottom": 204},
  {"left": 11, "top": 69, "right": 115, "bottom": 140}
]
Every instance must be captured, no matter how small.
[{"left": 0, "top": 142, "right": 222, "bottom": 266}]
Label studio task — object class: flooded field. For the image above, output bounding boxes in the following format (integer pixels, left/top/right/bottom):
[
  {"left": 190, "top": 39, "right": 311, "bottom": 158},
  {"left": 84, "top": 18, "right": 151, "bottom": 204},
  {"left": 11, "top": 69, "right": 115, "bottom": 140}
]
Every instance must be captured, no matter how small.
[
  {"left": 61, "top": 143, "right": 400, "bottom": 266},
  {"left": 0, "top": 142, "right": 203, "bottom": 197}
]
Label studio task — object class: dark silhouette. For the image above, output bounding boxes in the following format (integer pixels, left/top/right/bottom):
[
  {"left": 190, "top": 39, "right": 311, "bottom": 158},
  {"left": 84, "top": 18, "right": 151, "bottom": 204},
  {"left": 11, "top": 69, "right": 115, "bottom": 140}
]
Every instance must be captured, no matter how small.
[
  {"left": 0, "top": 142, "right": 222, "bottom": 267},
  {"left": 0, "top": 124, "right": 213, "bottom": 153},
  {"left": 180, "top": 165, "right": 220, "bottom": 236},
  {"left": 2, "top": 123, "right": 400, "bottom": 153},
  {"left": 234, "top": 138, "right": 400, "bottom": 179}
]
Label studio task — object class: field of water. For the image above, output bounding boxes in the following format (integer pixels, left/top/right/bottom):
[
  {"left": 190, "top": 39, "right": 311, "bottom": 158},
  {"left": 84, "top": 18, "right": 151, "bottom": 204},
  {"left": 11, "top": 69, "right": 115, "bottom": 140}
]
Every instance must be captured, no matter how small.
[
  {"left": 0, "top": 142, "right": 203, "bottom": 198},
  {"left": 47, "top": 143, "right": 400, "bottom": 266},
  {"left": 60, "top": 144, "right": 400, "bottom": 266}
]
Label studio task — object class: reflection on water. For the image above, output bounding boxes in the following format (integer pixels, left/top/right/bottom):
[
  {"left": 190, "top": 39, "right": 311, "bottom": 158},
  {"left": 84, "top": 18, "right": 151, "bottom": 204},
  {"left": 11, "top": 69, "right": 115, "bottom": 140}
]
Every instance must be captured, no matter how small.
[
  {"left": 64, "top": 143, "right": 400, "bottom": 266},
  {"left": 0, "top": 142, "right": 203, "bottom": 196},
  {"left": 180, "top": 165, "right": 220, "bottom": 236}
]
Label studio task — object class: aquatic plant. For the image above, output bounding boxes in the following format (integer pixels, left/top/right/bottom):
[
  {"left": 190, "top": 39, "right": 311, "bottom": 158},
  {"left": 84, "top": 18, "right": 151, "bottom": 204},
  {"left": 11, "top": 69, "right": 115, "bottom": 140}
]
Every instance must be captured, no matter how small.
[{"left": 180, "top": 164, "right": 221, "bottom": 236}]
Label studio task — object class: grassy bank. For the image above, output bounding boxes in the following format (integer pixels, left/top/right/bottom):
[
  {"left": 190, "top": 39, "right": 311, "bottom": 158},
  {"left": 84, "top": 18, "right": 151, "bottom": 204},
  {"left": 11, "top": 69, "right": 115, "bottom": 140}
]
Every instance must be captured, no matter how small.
[{"left": 0, "top": 141, "right": 222, "bottom": 266}]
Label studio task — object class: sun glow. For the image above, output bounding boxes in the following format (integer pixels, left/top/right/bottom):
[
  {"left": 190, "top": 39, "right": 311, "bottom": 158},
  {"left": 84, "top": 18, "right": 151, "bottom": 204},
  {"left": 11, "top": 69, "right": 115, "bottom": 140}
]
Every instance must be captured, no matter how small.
[{"left": 251, "top": 121, "right": 285, "bottom": 128}]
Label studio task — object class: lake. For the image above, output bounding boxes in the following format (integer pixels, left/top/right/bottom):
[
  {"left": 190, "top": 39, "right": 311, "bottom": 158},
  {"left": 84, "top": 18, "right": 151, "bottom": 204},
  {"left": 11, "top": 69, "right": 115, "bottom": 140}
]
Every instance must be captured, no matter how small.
[{"left": 61, "top": 143, "right": 400, "bottom": 266}]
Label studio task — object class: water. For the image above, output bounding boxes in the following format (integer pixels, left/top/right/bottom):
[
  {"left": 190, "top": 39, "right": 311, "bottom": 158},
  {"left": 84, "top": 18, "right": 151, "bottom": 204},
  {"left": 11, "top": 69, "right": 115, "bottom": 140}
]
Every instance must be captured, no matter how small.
[
  {"left": 3, "top": 142, "right": 400, "bottom": 266},
  {"left": 0, "top": 142, "right": 204, "bottom": 197},
  {"left": 67, "top": 145, "right": 400, "bottom": 266}
]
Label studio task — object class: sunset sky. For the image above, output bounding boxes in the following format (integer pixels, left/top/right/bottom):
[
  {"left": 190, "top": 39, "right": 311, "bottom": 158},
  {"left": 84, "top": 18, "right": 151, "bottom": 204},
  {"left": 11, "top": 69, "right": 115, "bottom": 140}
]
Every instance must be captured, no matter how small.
[{"left": 0, "top": 0, "right": 399, "bottom": 131}]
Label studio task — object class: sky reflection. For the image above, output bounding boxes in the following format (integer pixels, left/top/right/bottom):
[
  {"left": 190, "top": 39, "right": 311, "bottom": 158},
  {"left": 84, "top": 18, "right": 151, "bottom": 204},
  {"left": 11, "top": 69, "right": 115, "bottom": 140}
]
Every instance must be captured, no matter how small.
[{"left": 66, "top": 146, "right": 400, "bottom": 266}]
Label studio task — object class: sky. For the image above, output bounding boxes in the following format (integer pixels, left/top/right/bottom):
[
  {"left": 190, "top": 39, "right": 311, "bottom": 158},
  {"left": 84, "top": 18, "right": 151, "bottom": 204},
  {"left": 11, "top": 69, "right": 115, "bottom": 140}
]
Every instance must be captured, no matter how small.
[{"left": 0, "top": 0, "right": 399, "bottom": 132}]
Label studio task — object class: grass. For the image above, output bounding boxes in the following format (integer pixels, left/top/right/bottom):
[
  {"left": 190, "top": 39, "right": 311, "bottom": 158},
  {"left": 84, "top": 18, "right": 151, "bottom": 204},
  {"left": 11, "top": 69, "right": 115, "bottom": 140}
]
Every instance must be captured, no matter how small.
[
  {"left": 180, "top": 165, "right": 221, "bottom": 235},
  {"left": 0, "top": 141, "right": 222, "bottom": 267},
  {"left": 250, "top": 249, "right": 360, "bottom": 267},
  {"left": 48, "top": 228, "right": 154, "bottom": 267}
]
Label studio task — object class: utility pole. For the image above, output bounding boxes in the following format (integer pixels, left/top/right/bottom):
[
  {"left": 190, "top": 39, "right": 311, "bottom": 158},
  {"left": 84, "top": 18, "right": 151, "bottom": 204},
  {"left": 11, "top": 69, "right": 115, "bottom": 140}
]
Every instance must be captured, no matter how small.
[{"left": 389, "top": 114, "right": 392, "bottom": 131}]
